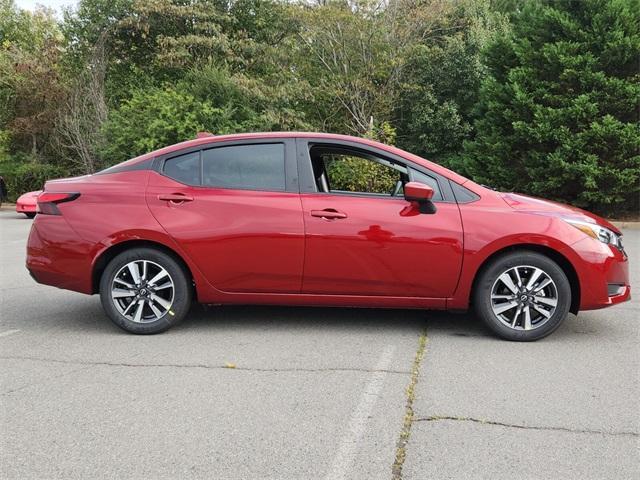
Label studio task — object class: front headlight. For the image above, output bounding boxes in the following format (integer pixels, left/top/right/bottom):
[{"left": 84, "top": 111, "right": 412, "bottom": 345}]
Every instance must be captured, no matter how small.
[{"left": 564, "top": 219, "right": 624, "bottom": 250}]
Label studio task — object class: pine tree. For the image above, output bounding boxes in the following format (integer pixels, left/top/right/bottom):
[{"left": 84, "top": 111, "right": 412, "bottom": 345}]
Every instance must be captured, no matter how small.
[{"left": 463, "top": 0, "right": 640, "bottom": 214}]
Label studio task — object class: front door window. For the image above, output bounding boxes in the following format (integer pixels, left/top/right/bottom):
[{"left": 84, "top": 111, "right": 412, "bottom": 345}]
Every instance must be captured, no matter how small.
[{"left": 310, "top": 146, "right": 409, "bottom": 197}]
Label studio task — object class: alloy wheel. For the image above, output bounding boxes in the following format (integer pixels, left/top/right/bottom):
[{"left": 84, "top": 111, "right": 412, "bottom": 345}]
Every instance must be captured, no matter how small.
[
  {"left": 111, "top": 260, "right": 175, "bottom": 323},
  {"left": 490, "top": 265, "right": 558, "bottom": 331}
]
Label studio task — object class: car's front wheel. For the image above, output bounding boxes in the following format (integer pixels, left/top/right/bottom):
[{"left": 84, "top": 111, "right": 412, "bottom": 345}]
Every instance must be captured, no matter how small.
[
  {"left": 99, "top": 247, "right": 192, "bottom": 334},
  {"left": 473, "top": 251, "right": 571, "bottom": 341}
]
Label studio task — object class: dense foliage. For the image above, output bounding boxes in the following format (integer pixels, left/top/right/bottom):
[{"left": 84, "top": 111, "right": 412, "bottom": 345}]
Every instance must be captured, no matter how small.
[
  {"left": 462, "top": 0, "right": 640, "bottom": 212},
  {"left": 325, "top": 154, "right": 401, "bottom": 194},
  {"left": 0, "top": 0, "right": 637, "bottom": 215}
]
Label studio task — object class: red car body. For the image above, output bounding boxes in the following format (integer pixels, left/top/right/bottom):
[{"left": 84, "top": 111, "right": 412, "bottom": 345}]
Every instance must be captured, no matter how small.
[
  {"left": 26, "top": 132, "right": 630, "bottom": 318},
  {"left": 16, "top": 190, "right": 41, "bottom": 217}
]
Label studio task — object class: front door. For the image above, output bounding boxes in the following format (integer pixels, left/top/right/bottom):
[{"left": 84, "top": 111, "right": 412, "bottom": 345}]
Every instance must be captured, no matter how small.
[
  {"left": 146, "top": 141, "right": 304, "bottom": 294},
  {"left": 299, "top": 142, "right": 463, "bottom": 298}
]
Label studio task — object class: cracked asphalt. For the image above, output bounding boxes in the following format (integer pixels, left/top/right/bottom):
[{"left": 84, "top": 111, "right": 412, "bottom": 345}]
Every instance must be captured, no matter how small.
[{"left": 1, "top": 208, "right": 638, "bottom": 479}]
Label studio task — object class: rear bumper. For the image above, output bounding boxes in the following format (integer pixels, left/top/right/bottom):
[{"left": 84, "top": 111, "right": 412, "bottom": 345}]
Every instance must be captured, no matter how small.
[
  {"left": 565, "top": 238, "right": 631, "bottom": 311},
  {"left": 26, "top": 216, "right": 95, "bottom": 294},
  {"left": 16, "top": 202, "right": 36, "bottom": 213}
]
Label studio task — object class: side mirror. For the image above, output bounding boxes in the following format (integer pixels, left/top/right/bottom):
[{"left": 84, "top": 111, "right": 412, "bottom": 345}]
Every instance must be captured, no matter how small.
[
  {"left": 403, "top": 181, "right": 437, "bottom": 214},
  {"left": 404, "top": 182, "right": 434, "bottom": 201}
]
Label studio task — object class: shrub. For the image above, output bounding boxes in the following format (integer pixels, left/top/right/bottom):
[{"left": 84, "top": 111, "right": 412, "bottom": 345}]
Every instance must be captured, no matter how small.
[
  {"left": 325, "top": 154, "right": 399, "bottom": 194},
  {"left": 0, "top": 157, "right": 69, "bottom": 201},
  {"left": 100, "top": 86, "right": 237, "bottom": 166},
  {"left": 462, "top": 0, "right": 640, "bottom": 214}
]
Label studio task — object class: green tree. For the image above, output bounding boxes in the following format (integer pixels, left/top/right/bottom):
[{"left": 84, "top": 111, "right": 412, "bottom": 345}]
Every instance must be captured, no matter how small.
[
  {"left": 294, "top": 0, "right": 406, "bottom": 136},
  {"left": 180, "top": 63, "right": 311, "bottom": 133},
  {"left": 463, "top": 0, "right": 640, "bottom": 214},
  {"left": 293, "top": 0, "right": 488, "bottom": 143},
  {"left": 395, "top": 0, "right": 508, "bottom": 164},
  {"left": 100, "top": 86, "right": 237, "bottom": 164},
  {"left": 0, "top": 1, "right": 66, "bottom": 160},
  {"left": 61, "top": 0, "right": 141, "bottom": 105},
  {"left": 2, "top": 0, "right": 638, "bottom": 216}
]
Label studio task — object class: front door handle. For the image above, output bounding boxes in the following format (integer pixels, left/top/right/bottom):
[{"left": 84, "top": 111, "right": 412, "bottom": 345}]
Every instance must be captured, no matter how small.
[
  {"left": 311, "top": 209, "right": 347, "bottom": 220},
  {"left": 158, "top": 193, "right": 194, "bottom": 203}
]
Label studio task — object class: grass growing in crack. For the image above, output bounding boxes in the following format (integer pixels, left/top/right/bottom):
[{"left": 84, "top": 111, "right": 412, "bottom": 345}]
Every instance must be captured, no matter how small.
[{"left": 391, "top": 328, "right": 427, "bottom": 480}]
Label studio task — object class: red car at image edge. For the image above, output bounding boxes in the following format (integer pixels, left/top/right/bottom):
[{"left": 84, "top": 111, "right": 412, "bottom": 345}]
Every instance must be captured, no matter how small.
[
  {"left": 16, "top": 190, "right": 42, "bottom": 218},
  {"left": 25, "top": 132, "right": 630, "bottom": 340}
]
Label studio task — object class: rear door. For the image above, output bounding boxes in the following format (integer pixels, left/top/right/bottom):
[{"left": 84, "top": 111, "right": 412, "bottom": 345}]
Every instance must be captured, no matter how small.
[
  {"left": 297, "top": 139, "right": 464, "bottom": 298},
  {"left": 146, "top": 139, "right": 304, "bottom": 293}
]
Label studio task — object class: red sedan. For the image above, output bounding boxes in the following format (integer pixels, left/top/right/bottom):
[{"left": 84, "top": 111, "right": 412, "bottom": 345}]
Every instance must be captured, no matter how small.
[
  {"left": 16, "top": 190, "right": 41, "bottom": 218},
  {"left": 26, "top": 133, "right": 630, "bottom": 340}
]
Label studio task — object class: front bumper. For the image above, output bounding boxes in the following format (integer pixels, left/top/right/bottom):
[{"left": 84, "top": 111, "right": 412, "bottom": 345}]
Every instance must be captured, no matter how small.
[{"left": 564, "top": 237, "right": 631, "bottom": 311}]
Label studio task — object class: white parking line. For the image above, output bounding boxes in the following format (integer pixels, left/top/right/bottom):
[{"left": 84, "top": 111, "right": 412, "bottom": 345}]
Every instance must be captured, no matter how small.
[
  {"left": 325, "top": 345, "right": 396, "bottom": 480},
  {"left": 0, "top": 329, "right": 21, "bottom": 338}
]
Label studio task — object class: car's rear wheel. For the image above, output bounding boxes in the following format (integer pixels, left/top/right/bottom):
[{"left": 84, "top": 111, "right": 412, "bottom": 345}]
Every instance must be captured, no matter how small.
[
  {"left": 25, "top": 213, "right": 36, "bottom": 218},
  {"left": 473, "top": 251, "right": 571, "bottom": 341},
  {"left": 99, "top": 247, "right": 192, "bottom": 334}
]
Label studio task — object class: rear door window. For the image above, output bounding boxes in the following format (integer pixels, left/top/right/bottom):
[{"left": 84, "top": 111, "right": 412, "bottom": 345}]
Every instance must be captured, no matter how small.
[{"left": 202, "top": 144, "right": 285, "bottom": 191}]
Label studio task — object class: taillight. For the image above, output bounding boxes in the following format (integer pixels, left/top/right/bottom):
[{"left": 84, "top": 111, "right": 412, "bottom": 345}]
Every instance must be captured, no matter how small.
[{"left": 37, "top": 192, "right": 80, "bottom": 215}]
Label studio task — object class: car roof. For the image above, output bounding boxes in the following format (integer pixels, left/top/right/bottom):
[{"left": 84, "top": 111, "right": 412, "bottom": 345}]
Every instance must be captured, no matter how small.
[{"left": 121, "top": 132, "right": 471, "bottom": 185}]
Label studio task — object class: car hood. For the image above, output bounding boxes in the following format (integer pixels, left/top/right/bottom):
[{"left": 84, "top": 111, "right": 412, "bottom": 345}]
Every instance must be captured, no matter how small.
[{"left": 500, "top": 192, "right": 620, "bottom": 234}]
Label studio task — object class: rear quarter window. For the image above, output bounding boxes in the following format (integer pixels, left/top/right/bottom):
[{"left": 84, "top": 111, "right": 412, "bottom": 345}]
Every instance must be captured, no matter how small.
[{"left": 163, "top": 151, "right": 201, "bottom": 185}]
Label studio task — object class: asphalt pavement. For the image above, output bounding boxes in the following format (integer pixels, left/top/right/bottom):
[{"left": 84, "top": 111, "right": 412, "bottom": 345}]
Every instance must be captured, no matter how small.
[{"left": 1, "top": 208, "right": 638, "bottom": 479}]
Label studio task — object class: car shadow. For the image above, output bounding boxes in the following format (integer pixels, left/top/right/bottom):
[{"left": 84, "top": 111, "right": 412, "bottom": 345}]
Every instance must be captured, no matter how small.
[
  {"left": 177, "top": 304, "right": 595, "bottom": 342},
  {"left": 0, "top": 213, "right": 32, "bottom": 220},
  {"left": 28, "top": 296, "right": 610, "bottom": 343},
  {"left": 424, "top": 310, "right": 492, "bottom": 338},
  {"left": 176, "top": 306, "right": 599, "bottom": 342},
  {"left": 175, "top": 304, "right": 429, "bottom": 335}
]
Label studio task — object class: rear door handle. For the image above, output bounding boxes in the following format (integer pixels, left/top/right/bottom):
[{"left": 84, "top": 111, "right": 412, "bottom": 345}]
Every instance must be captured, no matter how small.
[
  {"left": 311, "top": 209, "right": 347, "bottom": 220},
  {"left": 158, "top": 193, "right": 194, "bottom": 203}
]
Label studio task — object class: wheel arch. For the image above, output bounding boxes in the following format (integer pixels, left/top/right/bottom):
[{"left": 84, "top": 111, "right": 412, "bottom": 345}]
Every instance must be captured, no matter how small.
[
  {"left": 92, "top": 239, "right": 196, "bottom": 298},
  {"left": 470, "top": 243, "right": 580, "bottom": 315}
]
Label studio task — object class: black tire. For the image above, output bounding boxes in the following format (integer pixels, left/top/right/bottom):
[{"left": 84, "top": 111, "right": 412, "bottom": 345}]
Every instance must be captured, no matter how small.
[
  {"left": 473, "top": 251, "right": 571, "bottom": 341},
  {"left": 25, "top": 213, "right": 36, "bottom": 218},
  {"left": 99, "top": 247, "right": 192, "bottom": 334}
]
